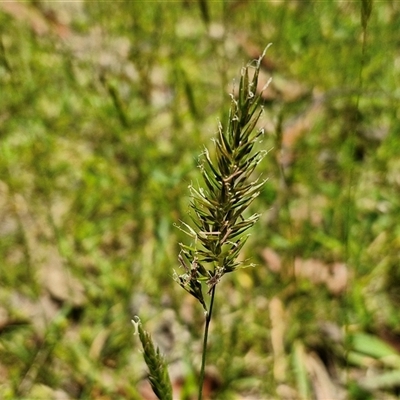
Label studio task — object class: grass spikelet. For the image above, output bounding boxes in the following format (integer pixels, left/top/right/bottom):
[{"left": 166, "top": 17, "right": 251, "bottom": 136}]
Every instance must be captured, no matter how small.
[{"left": 132, "top": 317, "right": 173, "bottom": 400}]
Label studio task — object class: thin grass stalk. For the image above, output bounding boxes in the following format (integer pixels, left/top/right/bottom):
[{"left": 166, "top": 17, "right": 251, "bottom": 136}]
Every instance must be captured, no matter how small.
[
  {"left": 198, "top": 285, "right": 216, "bottom": 400},
  {"left": 343, "top": 0, "right": 374, "bottom": 377}
]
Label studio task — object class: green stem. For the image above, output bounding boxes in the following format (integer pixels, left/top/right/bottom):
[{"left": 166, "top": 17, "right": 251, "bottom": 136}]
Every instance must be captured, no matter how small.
[{"left": 198, "top": 285, "right": 216, "bottom": 400}]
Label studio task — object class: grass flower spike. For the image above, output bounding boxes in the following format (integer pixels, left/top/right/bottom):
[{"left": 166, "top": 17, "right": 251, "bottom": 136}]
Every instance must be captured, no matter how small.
[
  {"left": 132, "top": 317, "right": 173, "bottom": 400},
  {"left": 174, "top": 45, "right": 271, "bottom": 399},
  {"left": 175, "top": 45, "right": 270, "bottom": 306}
]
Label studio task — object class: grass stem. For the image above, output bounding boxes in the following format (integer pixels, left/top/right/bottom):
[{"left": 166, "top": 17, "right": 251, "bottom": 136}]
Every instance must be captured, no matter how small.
[{"left": 198, "top": 285, "right": 216, "bottom": 400}]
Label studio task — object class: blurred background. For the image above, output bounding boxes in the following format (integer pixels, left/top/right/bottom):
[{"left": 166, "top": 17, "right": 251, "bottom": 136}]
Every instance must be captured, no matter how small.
[{"left": 1, "top": 1, "right": 400, "bottom": 399}]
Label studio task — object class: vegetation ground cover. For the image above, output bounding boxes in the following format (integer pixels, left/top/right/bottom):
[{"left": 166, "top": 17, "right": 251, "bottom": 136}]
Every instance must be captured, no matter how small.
[{"left": 1, "top": 1, "right": 400, "bottom": 399}]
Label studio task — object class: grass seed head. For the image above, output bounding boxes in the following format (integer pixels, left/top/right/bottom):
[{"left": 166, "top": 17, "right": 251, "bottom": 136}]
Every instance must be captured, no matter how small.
[{"left": 174, "top": 46, "right": 272, "bottom": 308}]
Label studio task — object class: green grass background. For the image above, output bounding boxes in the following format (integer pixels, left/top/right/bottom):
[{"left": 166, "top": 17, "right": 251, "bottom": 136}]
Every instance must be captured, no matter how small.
[{"left": 1, "top": 1, "right": 400, "bottom": 399}]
